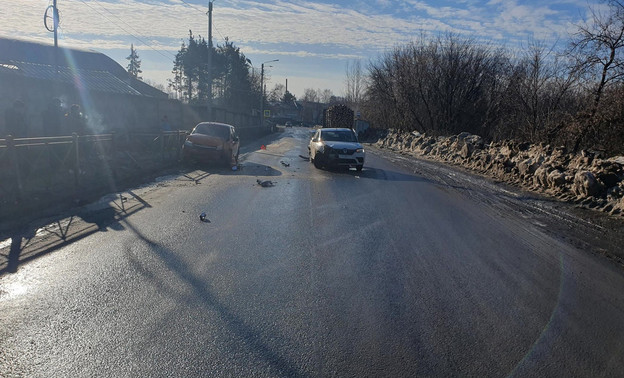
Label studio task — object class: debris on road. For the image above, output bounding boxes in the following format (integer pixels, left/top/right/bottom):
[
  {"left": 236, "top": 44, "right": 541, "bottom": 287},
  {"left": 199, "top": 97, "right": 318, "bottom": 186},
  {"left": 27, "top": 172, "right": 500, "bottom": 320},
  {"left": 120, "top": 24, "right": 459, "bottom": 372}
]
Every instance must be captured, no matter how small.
[
  {"left": 199, "top": 212, "right": 210, "bottom": 222},
  {"left": 299, "top": 155, "right": 310, "bottom": 161},
  {"left": 280, "top": 161, "right": 290, "bottom": 167},
  {"left": 257, "top": 179, "right": 275, "bottom": 187}
]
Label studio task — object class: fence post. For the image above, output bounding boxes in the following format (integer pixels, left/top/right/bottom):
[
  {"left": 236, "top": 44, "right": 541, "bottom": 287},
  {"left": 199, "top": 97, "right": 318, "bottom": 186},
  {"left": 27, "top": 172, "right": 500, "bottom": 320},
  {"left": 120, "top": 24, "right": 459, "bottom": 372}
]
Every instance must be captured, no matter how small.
[
  {"left": 7, "top": 135, "right": 23, "bottom": 202},
  {"left": 160, "top": 131, "right": 165, "bottom": 161},
  {"left": 72, "top": 133, "right": 80, "bottom": 190},
  {"left": 110, "top": 131, "right": 117, "bottom": 181},
  {"left": 176, "top": 131, "right": 182, "bottom": 161}
]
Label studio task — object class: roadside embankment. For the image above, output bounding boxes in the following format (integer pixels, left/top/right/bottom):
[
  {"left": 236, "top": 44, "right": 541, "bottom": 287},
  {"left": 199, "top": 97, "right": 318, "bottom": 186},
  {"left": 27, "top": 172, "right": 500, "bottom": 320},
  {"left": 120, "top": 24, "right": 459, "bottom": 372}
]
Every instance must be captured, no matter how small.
[{"left": 374, "top": 129, "right": 624, "bottom": 217}]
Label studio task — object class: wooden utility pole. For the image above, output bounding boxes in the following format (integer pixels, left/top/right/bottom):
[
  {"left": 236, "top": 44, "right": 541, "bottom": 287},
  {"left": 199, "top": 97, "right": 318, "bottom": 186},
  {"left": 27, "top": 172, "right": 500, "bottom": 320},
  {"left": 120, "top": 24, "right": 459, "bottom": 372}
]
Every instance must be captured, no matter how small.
[{"left": 207, "top": 1, "right": 213, "bottom": 121}]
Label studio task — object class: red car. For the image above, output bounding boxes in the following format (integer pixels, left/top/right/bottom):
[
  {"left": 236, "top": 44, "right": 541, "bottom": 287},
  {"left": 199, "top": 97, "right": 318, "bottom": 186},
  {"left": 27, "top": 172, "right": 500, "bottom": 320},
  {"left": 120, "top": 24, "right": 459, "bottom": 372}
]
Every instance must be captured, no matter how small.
[{"left": 182, "top": 122, "right": 240, "bottom": 165}]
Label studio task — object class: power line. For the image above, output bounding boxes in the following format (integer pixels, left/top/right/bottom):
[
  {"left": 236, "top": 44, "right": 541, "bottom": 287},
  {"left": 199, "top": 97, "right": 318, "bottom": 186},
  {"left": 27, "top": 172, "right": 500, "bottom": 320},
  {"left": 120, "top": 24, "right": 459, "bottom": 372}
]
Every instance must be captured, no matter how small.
[
  {"left": 76, "top": 0, "right": 176, "bottom": 61},
  {"left": 213, "top": 23, "right": 226, "bottom": 42},
  {"left": 179, "top": 0, "right": 226, "bottom": 42},
  {"left": 91, "top": 0, "right": 177, "bottom": 58},
  {"left": 179, "top": 0, "right": 207, "bottom": 15}
]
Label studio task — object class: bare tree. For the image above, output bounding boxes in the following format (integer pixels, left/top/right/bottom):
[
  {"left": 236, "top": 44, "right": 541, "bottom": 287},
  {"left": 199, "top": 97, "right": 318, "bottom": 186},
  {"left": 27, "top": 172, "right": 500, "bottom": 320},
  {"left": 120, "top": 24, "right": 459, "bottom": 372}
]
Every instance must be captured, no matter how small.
[
  {"left": 568, "top": 0, "right": 624, "bottom": 150},
  {"left": 366, "top": 34, "right": 508, "bottom": 136},
  {"left": 504, "top": 40, "right": 579, "bottom": 142},
  {"left": 302, "top": 88, "right": 319, "bottom": 102},
  {"left": 317, "top": 89, "right": 334, "bottom": 104},
  {"left": 344, "top": 59, "right": 366, "bottom": 113}
]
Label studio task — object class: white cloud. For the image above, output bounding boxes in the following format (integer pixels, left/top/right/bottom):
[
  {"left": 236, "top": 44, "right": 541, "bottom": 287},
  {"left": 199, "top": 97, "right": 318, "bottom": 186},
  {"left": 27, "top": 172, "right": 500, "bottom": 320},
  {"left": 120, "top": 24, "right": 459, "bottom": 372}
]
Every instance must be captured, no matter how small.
[
  {"left": 2, "top": 0, "right": 602, "bottom": 96},
  {"left": 4, "top": 0, "right": 595, "bottom": 55}
]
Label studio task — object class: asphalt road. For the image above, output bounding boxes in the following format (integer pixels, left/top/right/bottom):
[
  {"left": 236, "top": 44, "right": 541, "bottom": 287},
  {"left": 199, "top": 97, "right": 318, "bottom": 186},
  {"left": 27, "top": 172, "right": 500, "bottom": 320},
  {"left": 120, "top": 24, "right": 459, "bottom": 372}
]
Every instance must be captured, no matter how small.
[{"left": 1, "top": 127, "right": 624, "bottom": 377}]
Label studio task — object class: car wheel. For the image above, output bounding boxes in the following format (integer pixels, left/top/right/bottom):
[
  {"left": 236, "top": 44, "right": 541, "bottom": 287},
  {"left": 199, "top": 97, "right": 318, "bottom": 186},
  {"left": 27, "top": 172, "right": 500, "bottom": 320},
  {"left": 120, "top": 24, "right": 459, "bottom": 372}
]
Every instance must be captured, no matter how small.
[
  {"left": 356, "top": 165, "right": 363, "bottom": 172},
  {"left": 313, "top": 156, "right": 323, "bottom": 169}
]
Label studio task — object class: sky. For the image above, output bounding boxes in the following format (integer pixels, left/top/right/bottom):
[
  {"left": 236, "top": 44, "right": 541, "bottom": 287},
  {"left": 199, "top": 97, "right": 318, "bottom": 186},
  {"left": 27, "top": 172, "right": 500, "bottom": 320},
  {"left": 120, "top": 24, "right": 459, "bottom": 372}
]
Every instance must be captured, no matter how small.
[{"left": 2, "top": 0, "right": 602, "bottom": 99}]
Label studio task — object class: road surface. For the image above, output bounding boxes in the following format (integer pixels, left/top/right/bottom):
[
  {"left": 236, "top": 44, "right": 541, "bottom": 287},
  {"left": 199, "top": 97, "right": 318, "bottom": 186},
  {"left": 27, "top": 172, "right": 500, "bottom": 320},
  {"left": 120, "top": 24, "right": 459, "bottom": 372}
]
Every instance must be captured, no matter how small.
[{"left": 1, "top": 127, "right": 624, "bottom": 377}]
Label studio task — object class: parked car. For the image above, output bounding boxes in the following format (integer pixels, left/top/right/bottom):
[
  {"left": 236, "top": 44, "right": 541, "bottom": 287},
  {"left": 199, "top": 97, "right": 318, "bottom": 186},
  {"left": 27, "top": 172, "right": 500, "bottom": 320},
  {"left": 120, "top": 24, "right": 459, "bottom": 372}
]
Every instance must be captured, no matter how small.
[
  {"left": 285, "top": 121, "right": 292, "bottom": 127},
  {"left": 182, "top": 122, "right": 240, "bottom": 165},
  {"left": 308, "top": 128, "right": 365, "bottom": 171}
]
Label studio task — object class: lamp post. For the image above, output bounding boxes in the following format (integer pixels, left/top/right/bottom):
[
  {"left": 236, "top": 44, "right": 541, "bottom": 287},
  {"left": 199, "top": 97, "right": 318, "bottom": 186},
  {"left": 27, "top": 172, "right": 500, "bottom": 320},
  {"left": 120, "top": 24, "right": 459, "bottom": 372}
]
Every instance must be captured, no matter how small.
[{"left": 260, "top": 59, "right": 279, "bottom": 129}]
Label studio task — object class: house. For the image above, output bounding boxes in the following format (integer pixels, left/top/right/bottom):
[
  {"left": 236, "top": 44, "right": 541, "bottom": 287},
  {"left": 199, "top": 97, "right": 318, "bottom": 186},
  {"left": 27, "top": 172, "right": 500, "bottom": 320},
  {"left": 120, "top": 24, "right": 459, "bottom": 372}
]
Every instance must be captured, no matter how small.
[
  {"left": 0, "top": 37, "right": 169, "bottom": 136},
  {"left": 269, "top": 100, "right": 303, "bottom": 124}
]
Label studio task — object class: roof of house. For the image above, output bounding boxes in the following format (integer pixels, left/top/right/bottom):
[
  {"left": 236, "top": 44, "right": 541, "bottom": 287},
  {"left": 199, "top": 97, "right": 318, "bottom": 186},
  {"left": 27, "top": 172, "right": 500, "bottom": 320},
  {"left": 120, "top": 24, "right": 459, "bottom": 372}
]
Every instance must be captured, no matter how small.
[{"left": 0, "top": 37, "right": 167, "bottom": 98}]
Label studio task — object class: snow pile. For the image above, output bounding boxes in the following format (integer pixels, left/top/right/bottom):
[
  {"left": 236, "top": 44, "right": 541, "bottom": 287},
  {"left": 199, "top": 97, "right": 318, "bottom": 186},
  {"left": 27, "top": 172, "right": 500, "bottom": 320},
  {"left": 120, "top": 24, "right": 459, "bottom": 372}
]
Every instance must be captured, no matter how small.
[{"left": 376, "top": 129, "right": 624, "bottom": 216}]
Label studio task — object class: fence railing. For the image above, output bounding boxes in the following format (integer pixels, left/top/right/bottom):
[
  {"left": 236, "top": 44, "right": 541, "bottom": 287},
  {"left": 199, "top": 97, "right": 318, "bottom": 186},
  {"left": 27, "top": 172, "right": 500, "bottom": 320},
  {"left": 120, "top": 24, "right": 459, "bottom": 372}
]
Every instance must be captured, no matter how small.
[{"left": 0, "top": 131, "right": 188, "bottom": 206}]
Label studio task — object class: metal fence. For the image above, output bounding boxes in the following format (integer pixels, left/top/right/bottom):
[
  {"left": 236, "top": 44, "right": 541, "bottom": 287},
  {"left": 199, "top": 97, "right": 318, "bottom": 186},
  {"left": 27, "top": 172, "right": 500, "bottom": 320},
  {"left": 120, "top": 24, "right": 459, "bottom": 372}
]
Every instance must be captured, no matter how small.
[{"left": 0, "top": 131, "right": 187, "bottom": 208}]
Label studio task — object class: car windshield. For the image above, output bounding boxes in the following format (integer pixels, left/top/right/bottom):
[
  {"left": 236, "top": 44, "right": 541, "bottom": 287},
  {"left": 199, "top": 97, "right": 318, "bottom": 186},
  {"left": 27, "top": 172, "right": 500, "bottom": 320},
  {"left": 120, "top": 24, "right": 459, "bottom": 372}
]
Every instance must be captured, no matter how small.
[
  {"left": 321, "top": 130, "right": 357, "bottom": 142},
  {"left": 193, "top": 124, "right": 230, "bottom": 139}
]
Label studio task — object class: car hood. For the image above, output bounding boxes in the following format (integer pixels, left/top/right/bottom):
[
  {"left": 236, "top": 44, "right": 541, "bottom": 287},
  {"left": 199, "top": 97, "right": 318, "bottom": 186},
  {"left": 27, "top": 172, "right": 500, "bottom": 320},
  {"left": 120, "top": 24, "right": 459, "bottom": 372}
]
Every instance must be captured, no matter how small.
[
  {"left": 187, "top": 134, "right": 225, "bottom": 147},
  {"left": 324, "top": 141, "right": 363, "bottom": 150}
]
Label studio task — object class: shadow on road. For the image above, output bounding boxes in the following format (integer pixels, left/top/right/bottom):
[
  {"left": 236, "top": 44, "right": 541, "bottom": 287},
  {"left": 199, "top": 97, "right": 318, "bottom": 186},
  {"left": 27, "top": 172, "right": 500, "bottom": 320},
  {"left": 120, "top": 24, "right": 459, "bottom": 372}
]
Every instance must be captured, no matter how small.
[
  {"left": 325, "top": 166, "right": 440, "bottom": 184},
  {"left": 0, "top": 191, "right": 151, "bottom": 276},
  {"left": 0, "top": 131, "right": 290, "bottom": 276},
  {"left": 121, "top": 219, "right": 309, "bottom": 378}
]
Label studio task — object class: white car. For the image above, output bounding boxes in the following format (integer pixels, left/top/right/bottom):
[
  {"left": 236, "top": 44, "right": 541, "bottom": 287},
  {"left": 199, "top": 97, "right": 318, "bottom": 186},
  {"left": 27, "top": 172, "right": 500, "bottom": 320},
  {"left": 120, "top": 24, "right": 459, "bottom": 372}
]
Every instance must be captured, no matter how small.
[{"left": 308, "top": 128, "right": 365, "bottom": 171}]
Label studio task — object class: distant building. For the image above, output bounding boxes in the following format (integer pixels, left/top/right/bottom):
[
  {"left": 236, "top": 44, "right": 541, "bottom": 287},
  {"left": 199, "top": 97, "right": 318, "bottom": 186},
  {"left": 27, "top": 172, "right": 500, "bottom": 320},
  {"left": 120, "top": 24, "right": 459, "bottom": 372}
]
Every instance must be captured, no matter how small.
[
  {"left": 299, "top": 100, "right": 325, "bottom": 126},
  {"left": 0, "top": 37, "right": 169, "bottom": 136},
  {"left": 268, "top": 100, "right": 303, "bottom": 124}
]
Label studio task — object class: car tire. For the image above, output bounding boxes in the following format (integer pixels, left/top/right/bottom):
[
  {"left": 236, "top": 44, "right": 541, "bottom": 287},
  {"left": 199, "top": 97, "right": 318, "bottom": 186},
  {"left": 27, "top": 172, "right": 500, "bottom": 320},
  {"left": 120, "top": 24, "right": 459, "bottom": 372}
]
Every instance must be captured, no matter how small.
[
  {"left": 356, "top": 165, "right": 363, "bottom": 172},
  {"left": 313, "top": 156, "right": 323, "bottom": 169}
]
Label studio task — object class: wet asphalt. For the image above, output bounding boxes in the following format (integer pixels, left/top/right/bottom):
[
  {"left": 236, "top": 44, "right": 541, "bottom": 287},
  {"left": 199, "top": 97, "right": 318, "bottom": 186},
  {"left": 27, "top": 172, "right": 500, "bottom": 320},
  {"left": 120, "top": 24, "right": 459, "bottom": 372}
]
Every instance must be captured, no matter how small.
[{"left": 1, "top": 127, "right": 624, "bottom": 377}]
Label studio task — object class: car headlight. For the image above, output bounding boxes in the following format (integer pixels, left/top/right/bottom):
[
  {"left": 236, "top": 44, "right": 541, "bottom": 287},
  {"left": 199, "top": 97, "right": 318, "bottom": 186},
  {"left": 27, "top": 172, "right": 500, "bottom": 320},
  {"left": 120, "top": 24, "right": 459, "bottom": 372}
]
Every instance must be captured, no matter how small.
[
  {"left": 184, "top": 140, "right": 193, "bottom": 147},
  {"left": 356, "top": 148, "right": 364, "bottom": 153}
]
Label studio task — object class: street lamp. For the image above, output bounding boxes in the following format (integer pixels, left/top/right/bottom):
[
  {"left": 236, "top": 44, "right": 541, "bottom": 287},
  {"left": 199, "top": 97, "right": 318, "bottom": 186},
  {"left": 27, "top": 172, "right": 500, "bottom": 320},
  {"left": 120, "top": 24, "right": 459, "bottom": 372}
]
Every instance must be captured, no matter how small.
[{"left": 260, "top": 59, "right": 279, "bottom": 129}]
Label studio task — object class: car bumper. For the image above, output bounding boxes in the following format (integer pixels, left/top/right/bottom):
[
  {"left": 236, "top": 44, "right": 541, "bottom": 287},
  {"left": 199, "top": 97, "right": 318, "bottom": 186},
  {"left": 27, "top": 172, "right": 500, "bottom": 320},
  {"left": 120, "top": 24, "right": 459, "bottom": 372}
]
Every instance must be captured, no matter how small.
[
  {"left": 182, "top": 144, "right": 226, "bottom": 161},
  {"left": 321, "top": 151, "right": 365, "bottom": 167}
]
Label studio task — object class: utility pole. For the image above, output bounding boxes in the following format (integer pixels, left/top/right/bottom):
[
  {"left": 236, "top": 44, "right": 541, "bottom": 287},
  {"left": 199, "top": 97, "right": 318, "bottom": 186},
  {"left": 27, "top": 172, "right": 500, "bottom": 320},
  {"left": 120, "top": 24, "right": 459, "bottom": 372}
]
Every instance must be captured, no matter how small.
[
  {"left": 44, "top": 1, "right": 60, "bottom": 47},
  {"left": 207, "top": 1, "right": 213, "bottom": 120},
  {"left": 260, "top": 59, "right": 278, "bottom": 129},
  {"left": 260, "top": 63, "right": 265, "bottom": 127},
  {"left": 44, "top": 0, "right": 60, "bottom": 75},
  {"left": 52, "top": 0, "right": 58, "bottom": 48}
]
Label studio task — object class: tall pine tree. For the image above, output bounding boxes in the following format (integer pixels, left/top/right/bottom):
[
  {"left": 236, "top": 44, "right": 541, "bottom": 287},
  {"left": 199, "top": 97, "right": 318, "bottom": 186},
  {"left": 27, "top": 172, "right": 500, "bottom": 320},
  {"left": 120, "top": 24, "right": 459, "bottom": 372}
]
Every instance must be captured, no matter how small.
[
  {"left": 126, "top": 44, "right": 142, "bottom": 79},
  {"left": 170, "top": 31, "right": 259, "bottom": 110}
]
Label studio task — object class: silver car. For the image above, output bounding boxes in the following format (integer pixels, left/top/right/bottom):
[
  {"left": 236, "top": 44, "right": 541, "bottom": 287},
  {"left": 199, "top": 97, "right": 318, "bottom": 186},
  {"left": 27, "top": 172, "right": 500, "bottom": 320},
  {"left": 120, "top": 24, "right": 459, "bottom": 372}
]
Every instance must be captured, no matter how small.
[{"left": 308, "top": 128, "right": 365, "bottom": 171}]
